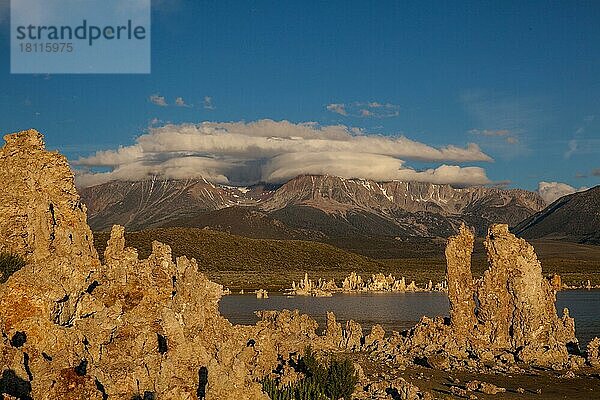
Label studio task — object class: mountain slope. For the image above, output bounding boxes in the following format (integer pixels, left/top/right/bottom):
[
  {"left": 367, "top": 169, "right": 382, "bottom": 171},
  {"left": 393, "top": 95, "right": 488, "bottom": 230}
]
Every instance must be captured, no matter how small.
[
  {"left": 93, "top": 227, "right": 386, "bottom": 273},
  {"left": 513, "top": 185, "right": 600, "bottom": 244},
  {"left": 81, "top": 175, "right": 546, "bottom": 236},
  {"left": 81, "top": 178, "right": 273, "bottom": 230},
  {"left": 267, "top": 176, "right": 544, "bottom": 227}
]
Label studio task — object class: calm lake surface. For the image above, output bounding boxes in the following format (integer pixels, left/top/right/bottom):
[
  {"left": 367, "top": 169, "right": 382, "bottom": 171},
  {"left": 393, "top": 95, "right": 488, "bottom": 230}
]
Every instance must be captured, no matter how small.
[{"left": 220, "top": 290, "right": 600, "bottom": 348}]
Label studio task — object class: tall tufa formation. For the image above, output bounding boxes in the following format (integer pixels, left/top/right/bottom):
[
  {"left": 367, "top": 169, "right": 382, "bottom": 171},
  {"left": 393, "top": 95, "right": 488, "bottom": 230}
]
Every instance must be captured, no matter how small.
[
  {"left": 445, "top": 224, "right": 477, "bottom": 339},
  {"left": 445, "top": 223, "right": 577, "bottom": 366},
  {"left": 377, "top": 223, "right": 583, "bottom": 371},
  {"left": 0, "top": 129, "right": 98, "bottom": 264},
  {"left": 0, "top": 130, "right": 321, "bottom": 400}
]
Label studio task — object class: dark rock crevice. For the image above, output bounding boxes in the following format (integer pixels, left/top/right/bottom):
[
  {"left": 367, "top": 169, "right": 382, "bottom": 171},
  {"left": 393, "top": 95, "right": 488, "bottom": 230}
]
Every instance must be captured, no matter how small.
[
  {"left": 197, "top": 367, "right": 208, "bottom": 399},
  {"left": 0, "top": 370, "right": 33, "bottom": 400}
]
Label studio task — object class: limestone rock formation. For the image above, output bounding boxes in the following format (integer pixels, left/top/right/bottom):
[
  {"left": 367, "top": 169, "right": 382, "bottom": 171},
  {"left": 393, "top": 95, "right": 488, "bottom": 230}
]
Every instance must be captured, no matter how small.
[
  {"left": 465, "top": 380, "right": 506, "bottom": 395},
  {"left": 343, "top": 320, "right": 363, "bottom": 350},
  {"left": 376, "top": 223, "right": 579, "bottom": 370},
  {"left": 0, "top": 130, "right": 307, "bottom": 400},
  {"left": 445, "top": 224, "right": 477, "bottom": 339},
  {"left": 364, "top": 324, "right": 385, "bottom": 347},
  {"left": 323, "top": 311, "right": 344, "bottom": 348},
  {"left": 549, "top": 273, "right": 562, "bottom": 291},
  {"left": 476, "top": 225, "right": 576, "bottom": 365},
  {"left": 290, "top": 273, "right": 336, "bottom": 297},
  {"left": 0, "top": 130, "right": 98, "bottom": 264},
  {"left": 357, "top": 377, "right": 430, "bottom": 400},
  {"left": 587, "top": 337, "right": 600, "bottom": 368},
  {"left": 292, "top": 271, "right": 445, "bottom": 295}
]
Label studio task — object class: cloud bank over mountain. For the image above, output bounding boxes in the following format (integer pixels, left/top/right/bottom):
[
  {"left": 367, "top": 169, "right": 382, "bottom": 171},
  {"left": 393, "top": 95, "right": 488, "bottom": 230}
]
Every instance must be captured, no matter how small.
[
  {"left": 537, "top": 181, "right": 588, "bottom": 204},
  {"left": 75, "top": 119, "right": 493, "bottom": 187}
]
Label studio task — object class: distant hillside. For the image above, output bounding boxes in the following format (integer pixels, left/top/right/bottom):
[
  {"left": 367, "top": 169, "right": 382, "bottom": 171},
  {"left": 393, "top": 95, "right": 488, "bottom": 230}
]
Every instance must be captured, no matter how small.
[
  {"left": 81, "top": 178, "right": 274, "bottom": 231},
  {"left": 513, "top": 186, "right": 600, "bottom": 245},
  {"left": 92, "top": 227, "right": 600, "bottom": 290},
  {"left": 93, "top": 227, "right": 386, "bottom": 273},
  {"left": 81, "top": 175, "right": 546, "bottom": 238}
]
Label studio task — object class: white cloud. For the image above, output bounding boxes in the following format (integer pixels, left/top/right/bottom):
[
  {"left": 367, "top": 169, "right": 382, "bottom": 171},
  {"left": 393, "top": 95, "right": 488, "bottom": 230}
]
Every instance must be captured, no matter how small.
[
  {"left": 326, "top": 102, "right": 399, "bottom": 118},
  {"left": 263, "top": 153, "right": 490, "bottom": 187},
  {"left": 203, "top": 96, "right": 215, "bottom": 110},
  {"left": 326, "top": 103, "right": 347, "bottom": 116},
  {"left": 564, "top": 139, "right": 578, "bottom": 159},
  {"left": 175, "top": 97, "right": 191, "bottom": 107},
  {"left": 149, "top": 94, "right": 168, "bottom": 107},
  {"left": 76, "top": 156, "right": 230, "bottom": 188},
  {"left": 537, "top": 181, "right": 588, "bottom": 204},
  {"left": 469, "top": 129, "right": 519, "bottom": 145},
  {"left": 74, "top": 119, "right": 493, "bottom": 187}
]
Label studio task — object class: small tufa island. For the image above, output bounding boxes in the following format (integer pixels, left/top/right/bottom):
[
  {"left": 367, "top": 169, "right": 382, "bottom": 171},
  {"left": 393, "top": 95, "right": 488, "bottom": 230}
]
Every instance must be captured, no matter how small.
[
  {"left": 287, "top": 272, "right": 444, "bottom": 297},
  {"left": 0, "top": 129, "right": 599, "bottom": 399}
]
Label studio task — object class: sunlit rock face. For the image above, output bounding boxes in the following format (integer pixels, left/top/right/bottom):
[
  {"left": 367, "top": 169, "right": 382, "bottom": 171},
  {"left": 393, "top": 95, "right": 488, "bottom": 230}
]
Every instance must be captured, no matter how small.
[
  {"left": 0, "top": 129, "right": 98, "bottom": 264},
  {"left": 0, "top": 129, "right": 106, "bottom": 399},
  {"left": 399, "top": 223, "right": 579, "bottom": 369},
  {"left": 0, "top": 130, "right": 298, "bottom": 400},
  {"left": 588, "top": 337, "right": 600, "bottom": 368},
  {"left": 445, "top": 224, "right": 477, "bottom": 339},
  {"left": 477, "top": 224, "right": 576, "bottom": 364}
]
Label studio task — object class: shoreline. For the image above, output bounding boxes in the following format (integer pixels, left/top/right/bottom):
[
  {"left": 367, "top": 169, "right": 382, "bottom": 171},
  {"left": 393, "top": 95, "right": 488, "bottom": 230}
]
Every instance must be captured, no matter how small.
[{"left": 217, "top": 271, "right": 600, "bottom": 294}]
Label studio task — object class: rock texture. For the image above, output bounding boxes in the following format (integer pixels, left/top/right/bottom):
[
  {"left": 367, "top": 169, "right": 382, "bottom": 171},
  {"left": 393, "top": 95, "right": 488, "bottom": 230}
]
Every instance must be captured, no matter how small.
[
  {"left": 445, "top": 225, "right": 477, "bottom": 338},
  {"left": 476, "top": 225, "right": 576, "bottom": 365},
  {"left": 289, "top": 272, "right": 445, "bottom": 296},
  {"left": 0, "top": 130, "right": 97, "bottom": 264},
  {"left": 0, "top": 130, "right": 297, "bottom": 399},
  {"left": 587, "top": 337, "right": 600, "bottom": 368},
  {"left": 372, "top": 223, "right": 580, "bottom": 371},
  {"left": 81, "top": 174, "right": 546, "bottom": 236}
]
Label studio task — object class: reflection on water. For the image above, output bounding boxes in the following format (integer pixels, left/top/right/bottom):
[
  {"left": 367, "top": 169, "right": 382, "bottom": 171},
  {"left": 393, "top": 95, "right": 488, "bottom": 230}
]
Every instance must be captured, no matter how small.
[
  {"left": 220, "top": 290, "right": 600, "bottom": 347},
  {"left": 220, "top": 292, "right": 450, "bottom": 334},
  {"left": 556, "top": 290, "right": 600, "bottom": 349}
]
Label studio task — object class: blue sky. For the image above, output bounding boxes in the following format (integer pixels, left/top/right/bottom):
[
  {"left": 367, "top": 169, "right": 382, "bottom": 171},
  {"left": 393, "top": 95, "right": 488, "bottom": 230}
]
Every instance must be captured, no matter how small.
[{"left": 0, "top": 0, "right": 599, "bottom": 195}]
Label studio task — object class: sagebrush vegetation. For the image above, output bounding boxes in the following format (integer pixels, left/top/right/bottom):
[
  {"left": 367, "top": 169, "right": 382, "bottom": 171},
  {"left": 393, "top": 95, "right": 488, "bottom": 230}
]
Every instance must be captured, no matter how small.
[{"left": 262, "top": 348, "right": 358, "bottom": 400}]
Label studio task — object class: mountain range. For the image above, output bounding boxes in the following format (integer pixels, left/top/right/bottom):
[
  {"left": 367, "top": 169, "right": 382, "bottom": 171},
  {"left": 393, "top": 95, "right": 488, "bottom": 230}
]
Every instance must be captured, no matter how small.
[
  {"left": 81, "top": 175, "right": 547, "bottom": 240},
  {"left": 514, "top": 186, "right": 600, "bottom": 245}
]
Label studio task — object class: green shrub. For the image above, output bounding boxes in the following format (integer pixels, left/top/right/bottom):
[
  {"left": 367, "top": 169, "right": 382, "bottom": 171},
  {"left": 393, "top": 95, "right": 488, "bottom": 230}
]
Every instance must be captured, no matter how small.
[
  {"left": 297, "top": 347, "right": 328, "bottom": 386},
  {"left": 262, "top": 377, "right": 328, "bottom": 400},
  {"left": 325, "top": 357, "right": 358, "bottom": 400},
  {"left": 262, "top": 347, "right": 358, "bottom": 400},
  {"left": 0, "top": 252, "right": 26, "bottom": 284}
]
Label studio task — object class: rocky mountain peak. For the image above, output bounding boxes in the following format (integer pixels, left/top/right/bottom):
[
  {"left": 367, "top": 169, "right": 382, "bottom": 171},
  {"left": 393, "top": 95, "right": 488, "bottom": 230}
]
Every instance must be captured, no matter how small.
[
  {"left": 80, "top": 173, "right": 547, "bottom": 234},
  {"left": 513, "top": 185, "right": 600, "bottom": 244}
]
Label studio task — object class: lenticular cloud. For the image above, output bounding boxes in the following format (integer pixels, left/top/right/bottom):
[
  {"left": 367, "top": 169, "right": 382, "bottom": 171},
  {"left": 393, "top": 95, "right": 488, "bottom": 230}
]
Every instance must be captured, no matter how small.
[{"left": 74, "top": 119, "right": 493, "bottom": 188}]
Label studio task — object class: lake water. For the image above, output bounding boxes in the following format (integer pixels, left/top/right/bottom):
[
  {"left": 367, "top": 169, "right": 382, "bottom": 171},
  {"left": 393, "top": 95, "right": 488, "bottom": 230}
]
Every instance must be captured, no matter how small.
[{"left": 220, "top": 290, "right": 600, "bottom": 348}]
